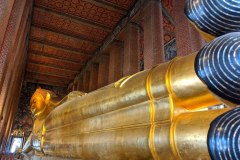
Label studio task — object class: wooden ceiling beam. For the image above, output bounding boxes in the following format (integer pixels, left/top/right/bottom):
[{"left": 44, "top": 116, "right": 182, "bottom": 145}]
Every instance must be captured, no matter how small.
[
  {"left": 30, "top": 26, "right": 100, "bottom": 46},
  {"left": 27, "top": 63, "right": 77, "bottom": 79},
  {"left": 27, "top": 62, "right": 79, "bottom": 74},
  {"left": 26, "top": 71, "right": 72, "bottom": 81},
  {"left": 29, "top": 40, "right": 93, "bottom": 57},
  {"left": 26, "top": 72, "right": 71, "bottom": 84},
  {"left": 29, "top": 38, "right": 95, "bottom": 56},
  {"left": 25, "top": 79, "right": 68, "bottom": 87},
  {"left": 26, "top": 68, "right": 76, "bottom": 79},
  {"left": 27, "top": 50, "right": 87, "bottom": 64},
  {"left": 31, "top": 24, "right": 101, "bottom": 44},
  {"left": 84, "top": 0, "right": 127, "bottom": 14},
  {"left": 34, "top": 6, "right": 112, "bottom": 32},
  {"left": 25, "top": 76, "right": 69, "bottom": 86},
  {"left": 28, "top": 52, "right": 85, "bottom": 66},
  {"left": 28, "top": 53, "right": 83, "bottom": 71}
]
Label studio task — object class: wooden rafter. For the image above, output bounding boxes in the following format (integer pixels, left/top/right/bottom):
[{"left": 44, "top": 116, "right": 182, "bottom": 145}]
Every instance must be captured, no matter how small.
[
  {"left": 25, "top": 79, "right": 68, "bottom": 87},
  {"left": 27, "top": 62, "right": 79, "bottom": 74},
  {"left": 28, "top": 53, "right": 83, "bottom": 71},
  {"left": 29, "top": 38, "right": 96, "bottom": 55},
  {"left": 31, "top": 24, "right": 102, "bottom": 44},
  {"left": 90, "top": 0, "right": 130, "bottom": 10},
  {"left": 28, "top": 40, "right": 93, "bottom": 57},
  {"left": 28, "top": 52, "right": 85, "bottom": 65},
  {"left": 84, "top": 0, "right": 127, "bottom": 14},
  {"left": 27, "top": 50, "right": 88, "bottom": 64},
  {"left": 26, "top": 72, "right": 71, "bottom": 85},
  {"left": 26, "top": 71, "right": 72, "bottom": 82},
  {"left": 27, "top": 63, "right": 78, "bottom": 79}
]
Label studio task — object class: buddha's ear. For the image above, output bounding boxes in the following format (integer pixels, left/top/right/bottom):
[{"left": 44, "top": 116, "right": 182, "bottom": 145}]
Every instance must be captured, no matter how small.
[{"left": 45, "top": 92, "right": 51, "bottom": 105}]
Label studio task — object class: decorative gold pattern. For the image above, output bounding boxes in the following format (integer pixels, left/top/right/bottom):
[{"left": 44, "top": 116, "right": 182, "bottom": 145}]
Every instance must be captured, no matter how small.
[{"left": 11, "top": 129, "right": 24, "bottom": 137}]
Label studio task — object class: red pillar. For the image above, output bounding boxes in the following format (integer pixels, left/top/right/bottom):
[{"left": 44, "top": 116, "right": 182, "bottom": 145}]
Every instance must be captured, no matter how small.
[
  {"left": 83, "top": 71, "right": 90, "bottom": 93},
  {"left": 0, "top": 0, "right": 29, "bottom": 90},
  {"left": 72, "top": 83, "right": 77, "bottom": 91},
  {"left": 0, "top": 0, "right": 32, "bottom": 148},
  {"left": 0, "top": 0, "right": 31, "bottom": 117},
  {"left": 0, "top": 35, "right": 29, "bottom": 150},
  {"left": 143, "top": 0, "right": 164, "bottom": 69},
  {"left": 98, "top": 55, "right": 109, "bottom": 88},
  {"left": 123, "top": 23, "right": 140, "bottom": 76},
  {"left": 0, "top": 66, "right": 24, "bottom": 151},
  {"left": 174, "top": 0, "right": 205, "bottom": 56},
  {"left": 0, "top": 0, "right": 15, "bottom": 48},
  {"left": 89, "top": 63, "right": 99, "bottom": 92},
  {"left": 108, "top": 42, "right": 123, "bottom": 83},
  {"left": 76, "top": 79, "right": 84, "bottom": 91}
]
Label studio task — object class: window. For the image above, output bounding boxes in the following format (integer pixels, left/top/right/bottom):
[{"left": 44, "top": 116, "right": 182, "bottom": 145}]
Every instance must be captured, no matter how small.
[{"left": 9, "top": 137, "right": 24, "bottom": 154}]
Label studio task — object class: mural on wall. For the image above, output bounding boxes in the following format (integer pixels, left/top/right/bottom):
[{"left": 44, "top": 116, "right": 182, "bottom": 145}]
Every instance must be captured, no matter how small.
[
  {"left": 11, "top": 82, "right": 67, "bottom": 139},
  {"left": 164, "top": 39, "right": 177, "bottom": 61},
  {"left": 162, "top": 0, "right": 174, "bottom": 16},
  {"left": 162, "top": 0, "right": 177, "bottom": 61},
  {"left": 163, "top": 14, "right": 175, "bottom": 44}
]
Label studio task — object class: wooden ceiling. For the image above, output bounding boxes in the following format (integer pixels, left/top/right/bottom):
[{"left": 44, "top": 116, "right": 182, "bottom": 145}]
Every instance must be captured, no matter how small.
[{"left": 26, "top": 0, "right": 136, "bottom": 87}]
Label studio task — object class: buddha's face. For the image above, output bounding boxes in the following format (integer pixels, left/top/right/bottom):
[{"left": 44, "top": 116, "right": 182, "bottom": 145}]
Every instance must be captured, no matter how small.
[{"left": 30, "top": 94, "right": 46, "bottom": 116}]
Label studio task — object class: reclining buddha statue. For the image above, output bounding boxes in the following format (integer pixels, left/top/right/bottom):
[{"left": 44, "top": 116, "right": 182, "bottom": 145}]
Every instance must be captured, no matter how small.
[{"left": 22, "top": 0, "right": 240, "bottom": 159}]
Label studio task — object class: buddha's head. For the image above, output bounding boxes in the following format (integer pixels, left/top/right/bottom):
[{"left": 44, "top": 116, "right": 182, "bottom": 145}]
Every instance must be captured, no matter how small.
[{"left": 30, "top": 87, "right": 51, "bottom": 117}]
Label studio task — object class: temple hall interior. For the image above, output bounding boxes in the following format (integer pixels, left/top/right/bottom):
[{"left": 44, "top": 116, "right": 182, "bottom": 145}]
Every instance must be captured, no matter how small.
[{"left": 1, "top": 0, "right": 239, "bottom": 159}]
